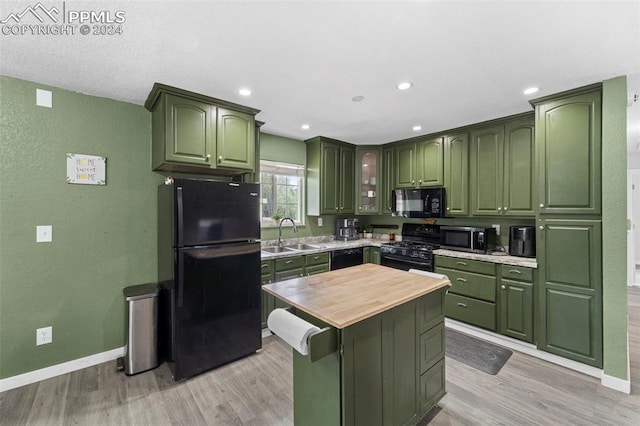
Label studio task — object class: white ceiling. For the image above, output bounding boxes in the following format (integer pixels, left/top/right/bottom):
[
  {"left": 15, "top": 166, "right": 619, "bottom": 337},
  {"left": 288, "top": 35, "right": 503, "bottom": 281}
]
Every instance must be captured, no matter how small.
[{"left": 1, "top": 1, "right": 639, "bottom": 146}]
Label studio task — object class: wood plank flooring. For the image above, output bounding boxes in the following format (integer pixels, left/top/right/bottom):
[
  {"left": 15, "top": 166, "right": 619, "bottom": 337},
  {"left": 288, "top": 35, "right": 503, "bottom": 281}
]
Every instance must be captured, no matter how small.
[{"left": 2, "top": 287, "right": 639, "bottom": 425}]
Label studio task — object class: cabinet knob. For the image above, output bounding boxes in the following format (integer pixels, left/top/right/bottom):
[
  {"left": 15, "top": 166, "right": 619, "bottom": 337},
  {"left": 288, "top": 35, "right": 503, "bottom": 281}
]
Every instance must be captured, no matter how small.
[
  {"left": 539, "top": 203, "right": 544, "bottom": 208},
  {"left": 419, "top": 180, "right": 422, "bottom": 184},
  {"left": 539, "top": 225, "right": 544, "bottom": 231},
  {"left": 501, "top": 285, "right": 506, "bottom": 290},
  {"left": 503, "top": 207, "right": 508, "bottom": 211},
  {"left": 359, "top": 207, "right": 362, "bottom": 210},
  {"left": 218, "top": 155, "right": 223, "bottom": 163},
  {"left": 412, "top": 180, "right": 415, "bottom": 184},
  {"left": 335, "top": 207, "right": 339, "bottom": 211},
  {"left": 446, "top": 207, "right": 450, "bottom": 211},
  {"left": 206, "top": 154, "right": 211, "bottom": 161},
  {"left": 498, "top": 207, "right": 502, "bottom": 211}
]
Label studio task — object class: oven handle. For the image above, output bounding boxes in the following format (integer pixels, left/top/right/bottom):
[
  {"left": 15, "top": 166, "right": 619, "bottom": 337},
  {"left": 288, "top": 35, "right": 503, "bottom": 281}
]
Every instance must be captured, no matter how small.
[{"left": 381, "top": 253, "right": 431, "bottom": 267}]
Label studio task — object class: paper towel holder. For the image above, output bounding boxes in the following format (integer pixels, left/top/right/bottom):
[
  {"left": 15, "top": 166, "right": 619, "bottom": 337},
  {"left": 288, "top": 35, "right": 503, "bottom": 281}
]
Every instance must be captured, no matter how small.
[{"left": 269, "top": 307, "right": 338, "bottom": 362}]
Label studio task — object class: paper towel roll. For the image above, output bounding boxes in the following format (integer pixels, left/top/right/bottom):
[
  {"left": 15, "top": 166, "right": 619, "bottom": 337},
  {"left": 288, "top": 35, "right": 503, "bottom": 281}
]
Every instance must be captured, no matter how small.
[{"left": 267, "top": 308, "right": 320, "bottom": 356}]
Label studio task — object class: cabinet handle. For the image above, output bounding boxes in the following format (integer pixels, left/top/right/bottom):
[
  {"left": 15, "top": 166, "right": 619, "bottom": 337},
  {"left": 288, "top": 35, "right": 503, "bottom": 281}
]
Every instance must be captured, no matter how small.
[
  {"left": 498, "top": 207, "right": 502, "bottom": 211},
  {"left": 286, "top": 260, "right": 293, "bottom": 264},
  {"left": 509, "top": 269, "right": 521, "bottom": 275},
  {"left": 314, "top": 256, "right": 320, "bottom": 260},
  {"left": 456, "top": 278, "right": 467, "bottom": 283},
  {"left": 261, "top": 264, "right": 269, "bottom": 268},
  {"left": 456, "top": 261, "right": 467, "bottom": 266},
  {"left": 501, "top": 285, "right": 506, "bottom": 290},
  {"left": 456, "top": 303, "right": 467, "bottom": 308},
  {"left": 539, "top": 203, "right": 544, "bottom": 208}
]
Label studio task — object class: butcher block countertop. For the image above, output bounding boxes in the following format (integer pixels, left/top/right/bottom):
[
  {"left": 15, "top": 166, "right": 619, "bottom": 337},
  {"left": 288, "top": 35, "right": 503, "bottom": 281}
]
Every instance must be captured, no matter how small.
[{"left": 262, "top": 263, "right": 450, "bottom": 329}]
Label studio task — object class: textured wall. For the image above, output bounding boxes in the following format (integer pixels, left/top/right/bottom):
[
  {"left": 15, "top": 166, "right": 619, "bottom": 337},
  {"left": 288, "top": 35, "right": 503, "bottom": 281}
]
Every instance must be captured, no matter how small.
[
  {"left": 602, "top": 76, "right": 629, "bottom": 380},
  {"left": 0, "top": 77, "right": 163, "bottom": 379}
]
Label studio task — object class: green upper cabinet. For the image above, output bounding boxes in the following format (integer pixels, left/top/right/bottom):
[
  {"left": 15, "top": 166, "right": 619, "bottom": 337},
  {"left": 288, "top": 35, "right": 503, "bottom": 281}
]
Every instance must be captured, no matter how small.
[
  {"left": 394, "top": 142, "right": 416, "bottom": 188},
  {"left": 536, "top": 219, "right": 602, "bottom": 367},
  {"left": 443, "top": 132, "right": 469, "bottom": 216},
  {"left": 356, "top": 147, "right": 381, "bottom": 214},
  {"left": 394, "top": 138, "right": 444, "bottom": 189},
  {"left": 417, "top": 137, "right": 444, "bottom": 187},
  {"left": 470, "top": 116, "right": 534, "bottom": 217},
  {"left": 532, "top": 86, "right": 602, "bottom": 215},
  {"left": 145, "top": 83, "right": 259, "bottom": 175},
  {"left": 381, "top": 146, "right": 394, "bottom": 214},
  {"left": 216, "top": 108, "right": 255, "bottom": 171},
  {"left": 306, "top": 137, "right": 355, "bottom": 215}
]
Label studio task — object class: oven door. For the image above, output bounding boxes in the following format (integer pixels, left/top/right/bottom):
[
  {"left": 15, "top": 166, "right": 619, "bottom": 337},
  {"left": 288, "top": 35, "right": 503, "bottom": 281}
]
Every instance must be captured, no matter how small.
[{"left": 380, "top": 253, "right": 432, "bottom": 272}]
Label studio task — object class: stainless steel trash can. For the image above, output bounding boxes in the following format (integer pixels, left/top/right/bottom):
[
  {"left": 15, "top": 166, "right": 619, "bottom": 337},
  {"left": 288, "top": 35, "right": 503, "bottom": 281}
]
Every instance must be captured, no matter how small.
[{"left": 123, "top": 283, "right": 159, "bottom": 375}]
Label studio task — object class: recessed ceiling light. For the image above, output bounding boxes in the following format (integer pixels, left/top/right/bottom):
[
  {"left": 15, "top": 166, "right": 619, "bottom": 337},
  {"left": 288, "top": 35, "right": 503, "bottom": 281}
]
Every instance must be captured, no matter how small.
[
  {"left": 352, "top": 95, "right": 365, "bottom": 102},
  {"left": 412, "top": 125, "right": 422, "bottom": 132},
  {"left": 301, "top": 124, "right": 310, "bottom": 130},
  {"left": 238, "top": 88, "right": 252, "bottom": 96},
  {"left": 397, "top": 82, "right": 413, "bottom": 90},
  {"left": 523, "top": 87, "right": 539, "bottom": 95}
]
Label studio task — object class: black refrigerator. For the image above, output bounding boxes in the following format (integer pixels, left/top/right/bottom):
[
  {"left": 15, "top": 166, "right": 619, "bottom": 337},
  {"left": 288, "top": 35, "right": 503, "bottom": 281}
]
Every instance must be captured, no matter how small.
[{"left": 157, "top": 178, "right": 261, "bottom": 381}]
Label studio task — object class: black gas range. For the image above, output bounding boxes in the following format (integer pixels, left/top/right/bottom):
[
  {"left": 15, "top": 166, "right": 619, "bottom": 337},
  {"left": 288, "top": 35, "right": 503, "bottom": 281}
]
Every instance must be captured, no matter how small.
[{"left": 380, "top": 223, "right": 440, "bottom": 272}]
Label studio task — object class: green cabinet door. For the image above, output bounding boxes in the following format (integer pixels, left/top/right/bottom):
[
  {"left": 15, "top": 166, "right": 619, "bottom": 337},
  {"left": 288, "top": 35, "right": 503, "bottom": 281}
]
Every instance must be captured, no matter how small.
[
  {"left": 216, "top": 108, "right": 255, "bottom": 171},
  {"left": 534, "top": 88, "right": 602, "bottom": 215},
  {"left": 164, "top": 94, "right": 214, "bottom": 166},
  {"left": 356, "top": 147, "right": 381, "bottom": 214},
  {"left": 371, "top": 247, "right": 381, "bottom": 265},
  {"left": 444, "top": 133, "right": 469, "bottom": 216},
  {"left": 470, "top": 125, "right": 504, "bottom": 216},
  {"left": 320, "top": 143, "right": 340, "bottom": 214},
  {"left": 395, "top": 143, "right": 416, "bottom": 188},
  {"left": 537, "top": 219, "right": 602, "bottom": 367},
  {"left": 340, "top": 146, "right": 356, "bottom": 214},
  {"left": 382, "top": 146, "right": 394, "bottom": 214},
  {"left": 503, "top": 118, "right": 535, "bottom": 216},
  {"left": 499, "top": 279, "right": 534, "bottom": 343},
  {"left": 417, "top": 137, "right": 444, "bottom": 187}
]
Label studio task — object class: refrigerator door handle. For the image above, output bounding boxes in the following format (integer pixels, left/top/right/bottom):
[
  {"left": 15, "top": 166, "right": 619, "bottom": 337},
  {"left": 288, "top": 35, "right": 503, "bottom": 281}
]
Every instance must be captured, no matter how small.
[
  {"left": 176, "top": 186, "right": 184, "bottom": 248},
  {"left": 177, "top": 250, "right": 184, "bottom": 308}
]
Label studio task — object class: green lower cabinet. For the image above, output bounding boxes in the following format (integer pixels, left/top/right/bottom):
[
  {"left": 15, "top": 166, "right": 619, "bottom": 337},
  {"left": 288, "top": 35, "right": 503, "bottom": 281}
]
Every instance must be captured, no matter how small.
[
  {"left": 537, "top": 219, "right": 602, "bottom": 367},
  {"left": 499, "top": 279, "right": 534, "bottom": 343},
  {"left": 444, "top": 293, "right": 496, "bottom": 331},
  {"left": 260, "top": 260, "right": 275, "bottom": 328},
  {"left": 364, "top": 246, "right": 381, "bottom": 264},
  {"left": 306, "top": 264, "right": 330, "bottom": 276},
  {"left": 419, "top": 358, "right": 446, "bottom": 417}
]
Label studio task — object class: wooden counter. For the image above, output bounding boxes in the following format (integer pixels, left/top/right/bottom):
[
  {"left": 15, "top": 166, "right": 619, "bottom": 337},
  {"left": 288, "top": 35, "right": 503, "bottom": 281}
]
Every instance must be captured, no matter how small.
[
  {"left": 262, "top": 263, "right": 450, "bottom": 329},
  {"left": 263, "top": 264, "right": 451, "bottom": 426}
]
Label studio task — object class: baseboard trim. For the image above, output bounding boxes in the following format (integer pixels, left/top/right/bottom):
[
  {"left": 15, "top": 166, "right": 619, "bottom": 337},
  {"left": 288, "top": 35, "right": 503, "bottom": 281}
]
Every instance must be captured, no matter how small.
[
  {"left": 0, "top": 346, "right": 125, "bottom": 393},
  {"left": 444, "top": 319, "right": 604, "bottom": 380},
  {"left": 601, "top": 372, "right": 631, "bottom": 394}
]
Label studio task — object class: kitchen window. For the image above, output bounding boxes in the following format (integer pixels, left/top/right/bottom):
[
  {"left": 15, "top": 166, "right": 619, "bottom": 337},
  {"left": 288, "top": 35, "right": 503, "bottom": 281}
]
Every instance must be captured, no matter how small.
[{"left": 260, "top": 160, "right": 305, "bottom": 226}]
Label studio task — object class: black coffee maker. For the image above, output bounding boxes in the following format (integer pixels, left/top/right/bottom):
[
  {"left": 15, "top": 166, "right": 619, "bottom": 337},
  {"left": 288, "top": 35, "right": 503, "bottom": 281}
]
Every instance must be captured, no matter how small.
[{"left": 509, "top": 226, "right": 535, "bottom": 258}]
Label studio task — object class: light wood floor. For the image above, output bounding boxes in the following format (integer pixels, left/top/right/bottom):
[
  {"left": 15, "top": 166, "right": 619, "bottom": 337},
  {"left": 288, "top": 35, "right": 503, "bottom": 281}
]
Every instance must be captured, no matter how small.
[{"left": 2, "top": 287, "right": 639, "bottom": 425}]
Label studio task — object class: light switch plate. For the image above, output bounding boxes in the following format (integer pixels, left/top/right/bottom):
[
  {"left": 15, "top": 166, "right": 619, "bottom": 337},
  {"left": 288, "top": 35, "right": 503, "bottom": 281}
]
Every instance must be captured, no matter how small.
[
  {"left": 36, "top": 326, "right": 52, "bottom": 345},
  {"left": 36, "top": 225, "right": 52, "bottom": 242},
  {"left": 318, "top": 217, "right": 323, "bottom": 227},
  {"left": 36, "top": 89, "right": 52, "bottom": 108}
]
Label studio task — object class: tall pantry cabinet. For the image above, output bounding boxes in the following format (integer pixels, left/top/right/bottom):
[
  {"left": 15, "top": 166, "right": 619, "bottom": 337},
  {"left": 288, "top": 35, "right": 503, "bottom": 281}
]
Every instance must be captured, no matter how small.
[{"left": 531, "top": 84, "right": 603, "bottom": 368}]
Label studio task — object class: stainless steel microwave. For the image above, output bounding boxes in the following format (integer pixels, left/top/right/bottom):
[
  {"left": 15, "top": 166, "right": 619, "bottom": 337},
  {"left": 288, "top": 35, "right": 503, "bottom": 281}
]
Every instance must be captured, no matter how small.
[
  {"left": 391, "top": 187, "right": 445, "bottom": 218},
  {"left": 440, "top": 226, "right": 496, "bottom": 254}
]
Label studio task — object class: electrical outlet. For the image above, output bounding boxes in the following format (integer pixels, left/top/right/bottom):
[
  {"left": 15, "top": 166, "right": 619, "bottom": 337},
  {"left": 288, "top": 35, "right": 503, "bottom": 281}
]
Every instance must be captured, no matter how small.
[
  {"left": 492, "top": 224, "right": 501, "bottom": 236},
  {"left": 318, "top": 217, "right": 323, "bottom": 227},
  {"left": 36, "top": 326, "right": 52, "bottom": 345}
]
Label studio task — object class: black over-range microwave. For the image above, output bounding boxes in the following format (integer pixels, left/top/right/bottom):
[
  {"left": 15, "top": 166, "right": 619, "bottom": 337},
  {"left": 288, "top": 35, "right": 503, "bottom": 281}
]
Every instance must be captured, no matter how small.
[{"left": 391, "top": 187, "right": 445, "bottom": 218}]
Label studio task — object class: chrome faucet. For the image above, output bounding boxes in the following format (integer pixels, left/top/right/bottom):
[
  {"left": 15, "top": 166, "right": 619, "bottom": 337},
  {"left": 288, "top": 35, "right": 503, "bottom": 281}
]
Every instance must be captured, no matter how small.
[{"left": 278, "top": 217, "right": 298, "bottom": 247}]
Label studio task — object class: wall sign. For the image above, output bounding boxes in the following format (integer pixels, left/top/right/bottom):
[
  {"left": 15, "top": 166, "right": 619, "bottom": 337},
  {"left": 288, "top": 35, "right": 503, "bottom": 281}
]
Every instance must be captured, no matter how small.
[{"left": 66, "top": 153, "right": 106, "bottom": 185}]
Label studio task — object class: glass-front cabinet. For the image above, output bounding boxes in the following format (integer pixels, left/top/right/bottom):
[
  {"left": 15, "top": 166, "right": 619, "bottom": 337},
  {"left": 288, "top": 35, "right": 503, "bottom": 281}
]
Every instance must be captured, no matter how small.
[{"left": 356, "top": 147, "right": 380, "bottom": 214}]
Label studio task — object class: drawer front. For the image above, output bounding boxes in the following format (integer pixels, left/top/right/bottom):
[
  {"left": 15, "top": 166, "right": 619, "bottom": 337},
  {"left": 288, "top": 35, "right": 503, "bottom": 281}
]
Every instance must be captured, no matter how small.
[
  {"left": 435, "top": 256, "right": 495, "bottom": 275},
  {"left": 420, "top": 358, "right": 446, "bottom": 417},
  {"left": 305, "top": 252, "right": 330, "bottom": 267},
  {"left": 275, "top": 268, "right": 304, "bottom": 282},
  {"left": 260, "top": 260, "right": 274, "bottom": 275},
  {"left": 261, "top": 273, "right": 274, "bottom": 285},
  {"left": 500, "top": 264, "right": 534, "bottom": 282},
  {"left": 275, "top": 256, "right": 304, "bottom": 272},
  {"left": 420, "top": 322, "right": 444, "bottom": 374},
  {"left": 418, "top": 289, "right": 445, "bottom": 333},
  {"left": 445, "top": 293, "right": 496, "bottom": 331},
  {"left": 305, "top": 264, "right": 330, "bottom": 276},
  {"left": 436, "top": 268, "right": 496, "bottom": 302}
]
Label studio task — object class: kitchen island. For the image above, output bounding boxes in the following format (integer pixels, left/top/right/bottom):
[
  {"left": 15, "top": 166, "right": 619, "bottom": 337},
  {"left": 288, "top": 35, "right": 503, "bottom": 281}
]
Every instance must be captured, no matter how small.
[{"left": 262, "top": 263, "right": 450, "bottom": 426}]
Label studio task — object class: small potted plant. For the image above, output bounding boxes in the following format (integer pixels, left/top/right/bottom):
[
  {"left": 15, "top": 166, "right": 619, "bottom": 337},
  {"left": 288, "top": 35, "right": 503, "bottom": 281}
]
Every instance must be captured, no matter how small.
[{"left": 363, "top": 225, "right": 373, "bottom": 239}]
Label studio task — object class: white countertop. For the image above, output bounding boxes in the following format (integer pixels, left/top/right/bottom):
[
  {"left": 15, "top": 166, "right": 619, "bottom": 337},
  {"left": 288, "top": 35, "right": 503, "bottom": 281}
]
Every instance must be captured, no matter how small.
[
  {"left": 433, "top": 248, "right": 537, "bottom": 268},
  {"left": 260, "top": 238, "right": 383, "bottom": 260}
]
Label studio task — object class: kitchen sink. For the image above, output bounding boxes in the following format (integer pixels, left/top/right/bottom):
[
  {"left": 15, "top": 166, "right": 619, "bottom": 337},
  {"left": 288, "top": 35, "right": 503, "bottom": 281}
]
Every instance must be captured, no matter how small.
[
  {"left": 261, "top": 246, "right": 298, "bottom": 254},
  {"left": 284, "top": 244, "right": 323, "bottom": 251}
]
